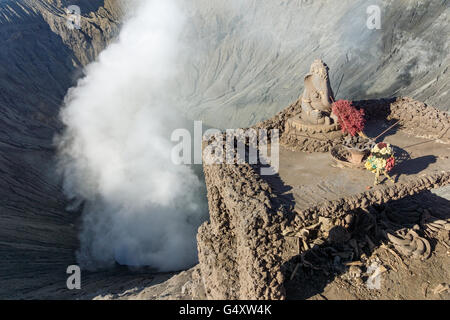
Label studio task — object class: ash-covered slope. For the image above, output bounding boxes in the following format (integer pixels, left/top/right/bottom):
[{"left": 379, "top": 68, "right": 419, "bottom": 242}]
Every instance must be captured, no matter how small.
[
  {"left": 0, "top": 0, "right": 122, "bottom": 298},
  {"left": 179, "top": 0, "right": 449, "bottom": 129}
]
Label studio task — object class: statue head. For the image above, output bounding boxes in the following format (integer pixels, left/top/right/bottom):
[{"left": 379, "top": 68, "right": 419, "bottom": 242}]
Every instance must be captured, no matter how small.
[
  {"left": 303, "top": 59, "right": 334, "bottom": 111},
  {"left": 308, "top": 59, "right": 329, "bottom": 81}
]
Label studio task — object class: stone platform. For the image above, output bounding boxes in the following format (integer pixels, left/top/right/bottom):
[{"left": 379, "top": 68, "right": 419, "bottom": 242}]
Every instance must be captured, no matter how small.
[
  {"left": 271, "top": 119, "right": 450, "bottom": 213},
  {"left": 197, "top": 97, "right": 450, "bottom": 300}
]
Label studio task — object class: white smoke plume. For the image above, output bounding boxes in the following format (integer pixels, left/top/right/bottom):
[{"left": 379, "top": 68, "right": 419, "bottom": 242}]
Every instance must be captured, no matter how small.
[{"left": 57, "top": 0, "right": 207, "bottom": 271}]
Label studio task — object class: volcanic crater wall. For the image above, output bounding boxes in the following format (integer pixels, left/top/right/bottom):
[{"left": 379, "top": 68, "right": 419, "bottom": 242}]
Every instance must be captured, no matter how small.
[{"left": 0, "top": 0, "right": 123, "bottom": 298}]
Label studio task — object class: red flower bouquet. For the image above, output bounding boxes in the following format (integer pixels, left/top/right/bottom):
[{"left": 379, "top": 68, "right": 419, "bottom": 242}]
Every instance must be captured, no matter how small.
[{"left": 332, "top": 100, "right": 366, "bottom": 137}]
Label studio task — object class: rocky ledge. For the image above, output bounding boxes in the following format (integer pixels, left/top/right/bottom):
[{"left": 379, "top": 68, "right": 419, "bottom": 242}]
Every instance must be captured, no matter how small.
[{"left": 197, "top": 96, "right": 450, "bottom": 299}]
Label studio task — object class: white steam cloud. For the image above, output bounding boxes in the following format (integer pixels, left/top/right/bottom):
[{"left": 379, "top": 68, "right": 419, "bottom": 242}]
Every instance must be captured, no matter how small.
[{"left": 57, "top": 0, "right": 207, "bottom": 271}]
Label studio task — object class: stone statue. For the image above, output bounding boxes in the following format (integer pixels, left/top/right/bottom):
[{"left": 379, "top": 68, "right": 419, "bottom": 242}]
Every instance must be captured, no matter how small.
[
  {"left": 284, "top": 59, "right": 342, "bottom": 144},
  {"left": 300, "top": 59, "right": 338, "bottom": 126}
]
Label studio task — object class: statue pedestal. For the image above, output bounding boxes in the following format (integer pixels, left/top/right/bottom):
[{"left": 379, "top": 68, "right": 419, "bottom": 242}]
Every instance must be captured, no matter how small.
[
  {"left": 283, "top": 115, "right": 344, "bottom": 152},
  {"left": 287, "top": 115, "right": 341, "bottom": 136}
]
